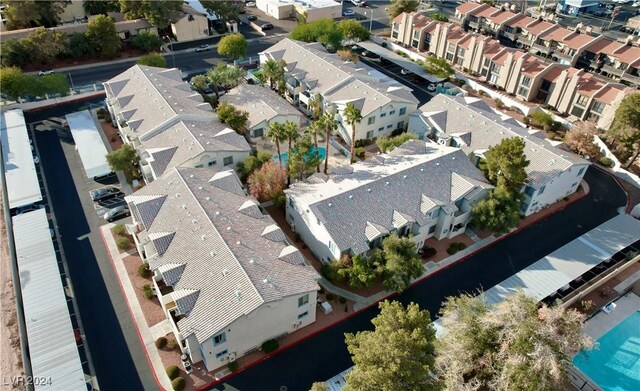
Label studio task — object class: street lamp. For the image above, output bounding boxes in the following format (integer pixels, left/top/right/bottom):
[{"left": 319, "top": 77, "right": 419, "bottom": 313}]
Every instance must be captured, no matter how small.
[{"left": 367, "top": 8, "right": 373, "bottom": 32}]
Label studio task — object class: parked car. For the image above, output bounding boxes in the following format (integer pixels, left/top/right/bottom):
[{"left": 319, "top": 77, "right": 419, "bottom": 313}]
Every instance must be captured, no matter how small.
[
  {"left": 633, "top": 1, "right": 640, "bottom": 7},
  {"left": 361, "top": 50, "right": 380, "bottom": 60},
  {"left": 618, "top": 0, "right": 631, "bottom": 4},
  {"left": 247, "top": 14, "right": 257, "bottom": 21},
  {"left": 93, "top": 172, "right": 116, "bottom": 182},
  {"left": 261, "top": 23, "right": 273, "bottom": 31},
  {"left": 351, "top": 0, "right": 368, "bottom": 6},
  {"left": 400, "top": 68, "right": 411, "bottom": 75},
  {"left": 195, "top": 44, "right": 210, "bottom": 52},
  {"left": 38, "top": 70, "right": 54, "bottom": 76},
  {"left": 342, "top": 9, "right": 355, "bottom": 16},
  {"left": 33, "top": 155, "right": 40, "bottom": 164},
  {"left": 246, "top": 2, "right": 256, "bottom": 7},
  {"left": 90, "top": 187, "right": 122, "bottom": 202},
  {"left": 103, "top": 205, "right": 130, "bottom": 222}
]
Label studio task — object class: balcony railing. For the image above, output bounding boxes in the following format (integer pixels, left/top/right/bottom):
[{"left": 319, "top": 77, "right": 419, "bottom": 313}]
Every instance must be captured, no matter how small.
[
  {"left": 621, "top": 72, "right": 640, "bottom": 86},
  {"left": 553, "top": 51, "right": 573, "bottom": 63},
  {"left": 531, "top": 42, "right": 551, "bottom": 55},
  {"left": 601, "top": 63, "right": 625, "bottom": 77}
]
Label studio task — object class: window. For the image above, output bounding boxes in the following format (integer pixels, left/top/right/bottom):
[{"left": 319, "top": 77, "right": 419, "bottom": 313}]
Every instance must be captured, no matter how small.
[
  {"left": 213, "top": 332, "right": 226, "bottom": 346},
  {"left": 208, "top": 160, "right": 216, "bottom": 167},
  {"left": 521, "top": 76, "right": 532, "bottom": 87},
  {"left": 380, "top": 112, "right": 386, "bottom": 118},
  {"left": 577, "top": 167, "right": 585, "bottom": 176},
  {"left": 483, "top": 58, "right": 490, "bottom": 67},
  {"left": 399, "top": 107, "right": 406, "bottom": 115},
  {"left": 570, "top": 106, "right": 584, "bottom": 117},
  {"left": 387, "top": 124, "right": 393, "bottom": 129},
  {"left": 488, "top": 73, "right": 499, "bottom": 85},
  {"left": 195, "top": 164, "right": 204, "bottom": 168},
  {"left": 538, "top": 185, "right": 546, "bottom": 195},
  {"left": 253, "top": 128, "right": 264, "bottom": 138},
  {"left": 389, "top": 110, "right": 396, "bottom": 115},
  {"left": 215, "top": 349, "right": 228, "bottom": 359},
  {"left": 428, "top": 225, "right": 436, "bottom": 234},
  {"left": 446, "top": 52, "right": 454, "bottom": 61},
  {"left": 367, "top": 116, "right": 375, "bottom": 125},
  {"left": 378, "top": 127, "right": 384, "bottom": 132},
  {"left": 517, "top": 86, "right": 529, "bottom": 97},
  {"left": 524, "top": 186, "right": 535, "bottom": 197},
  {"left": 328, "top": 240, "right": 335, "bottom": 253},
  {"left": 504, "top": 26, "right": 514, "bottom": 34},
  {"left": 591, "top": 101, "right": 605, "bottom": 114},
  {"left": 223, "top": 156, "right": 233, "bottom": 166},
  {"left": 447, "top": 42, "right": 456, "bottom": 52},
  {"left": 298, "top": 294, "right": 309, "bottom": 307},
  {"left": 392, "top": 31, "right": 398, "bottom": 39},
  {"left": 366, "top": 130, "right": 374, "bottom": 139},
  {"left": 397, "top": 121, "right": 404, "bottom": 130},
  {"left": 298, "top": 311, "right": 309, "bottom": 320},
  {"left": 288, "top": 197, "right": 295, "bottom": 209},
  {"left": 576, "top": 94, "right": 589, "bottom": 106}
]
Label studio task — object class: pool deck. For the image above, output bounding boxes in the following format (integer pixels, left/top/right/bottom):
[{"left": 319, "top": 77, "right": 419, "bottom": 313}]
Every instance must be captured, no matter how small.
[{"left": 584, "top": 292, "right": 640, "bottom": 340}]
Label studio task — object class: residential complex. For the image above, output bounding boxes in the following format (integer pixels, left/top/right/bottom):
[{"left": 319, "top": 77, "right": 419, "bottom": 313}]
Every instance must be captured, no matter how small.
[
  {"left": 125, "top": 166, "right": 320, "bottom": 371},
  {"left": 220, "top": 83, "right": 305, "bottom": 139},
  {"left": 409, "top": 95, "right": 588, "bottom": 216},
  {"left": 104, "top": 65, "right": 251, "bottom": 182},
  {"left": 260, "top": 38, "right": 419, "bottom": 145},
  {"left": 256, "top": 0, "right": 342, "bottom": 22},
  {"left": 285, "top": 141, "right": 492, "bottom": 262},
  {"left": 390, "top": 6, "right": 637, "bottom": 128}
]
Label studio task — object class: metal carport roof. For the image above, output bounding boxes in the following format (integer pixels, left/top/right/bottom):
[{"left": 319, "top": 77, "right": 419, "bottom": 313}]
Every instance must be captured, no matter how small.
[
  {"left": 66, "top": 110, "right": 111, "bottom": 178},
  {"left": 0, "top": 109, "right": 42, "bottom": 209},
  {"left": 13, "top": 209, "right": 86, "bottom": 391}
]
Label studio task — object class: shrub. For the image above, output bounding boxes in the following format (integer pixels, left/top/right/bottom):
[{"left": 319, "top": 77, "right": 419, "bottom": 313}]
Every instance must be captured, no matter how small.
[
  {"left": 457, "top": 79, "right": 466, "bottom": 86},
  {"left": 116, "top": 237, "right": 131, "bottom": 250},
  {"left": 166, "top": 338, "right": 178, "bottom": 350},
  {"left": 228, "top": 361, "right": 239, "bottom": 372},
  {"left": 143, "top": 284, "right": 154, "bottom": 300},
  {"left": 320, "top": 263, "right": 337, "bottom": 281},
  {"left": 318, "top": 286, "right": 325, "bottom": 294},
  {"left": 97, "top": 108, "right": 108, "bottom": 118},
  {"left": 171, "top": 377, "right": 185, "bottom": 391},
  {"left": 339, "top": 297, "right": 347, "bottom": 304},
  {"left": 261, "top": 339, "right": 279, "bottom": 353},
  {"left": 326, "top": 293, "right": 336, "bottom": 301},
  {"left": 522, "top": 116, "right": 531, "bottom": 125},
  {"left": 599, "top": 156, "right": 614, "bottom": 167},
  {"left": 138, "top": 263, "right": 151, "bottom": 278},
  {"left": 155, "top": 337, "right": 167, "bottom": 349},
  {"left": 446, "top": 242, "right": 467, "bottom": 255},
  {"left": 530, "top": 110, "right": 554, "bottom": 128},
  {"left": 355, "top": 147, "right": 365, "bottom": 158},
  {"left": 510, "top": 106, "right": 524, "bottom": 115},
  {"left": 423, "top": 247, "right": 437, "bottom": 258},
  {"left": 113, "top": 224, "right": 126, "bottom": 235},
  {"left": 166, "top": 365, "right": 180, "bottom": 380},
  {"left": 478, "top": 90, "right": 486, "bottom": 96},
  {"left": 494, "top": 98, "right": 504, "bottom": 109}
]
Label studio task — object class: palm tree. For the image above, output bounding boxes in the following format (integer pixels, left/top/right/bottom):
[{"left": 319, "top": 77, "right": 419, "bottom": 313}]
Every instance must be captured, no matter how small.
[
  {"left": 267, "top": 122, "right": 286, "bottom": 165},
  {"left": 321, "top": 112, "right": 338, "bottom": 174},
  {"left": 283, "top": 120, "right": 299, "bottom": 150},
  {"left": 206, "top": 63, "right": 228, "bottom": 99},
  {"left": 224, "top": 65, "right": 246, "bottom": 91},
  {"left": 343, "top": 103, "right": 363, "bottom": 164},
  {"left": 260, "top": 59, "right": 286, "bottom": 90},
  {"left": 306, "top": 120, "right": 324, "bottom": 173},
  {"left": 308, "top": 94, "right": 323, "bottom": 120}
]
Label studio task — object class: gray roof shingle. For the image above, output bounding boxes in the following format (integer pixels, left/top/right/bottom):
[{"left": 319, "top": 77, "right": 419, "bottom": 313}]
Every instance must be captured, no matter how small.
[{"left": 220, "top": 84, "right": 304, "bottom": 128}]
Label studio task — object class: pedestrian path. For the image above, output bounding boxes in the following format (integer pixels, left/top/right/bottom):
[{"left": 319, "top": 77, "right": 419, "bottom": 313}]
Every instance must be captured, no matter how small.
[{"left": 100, "top": 224, "right": 173, "bottom": 391}]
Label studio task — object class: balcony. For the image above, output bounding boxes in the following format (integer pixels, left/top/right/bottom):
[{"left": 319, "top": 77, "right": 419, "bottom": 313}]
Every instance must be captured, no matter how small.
[
  {"left": 516, "top": 37, "right": 533, "bottom": 49},
  {"left": 621, "top": 72, "right": 640, "bottom": 86},
  {"left": 500, "top": 30, "right": 517, "bottom": 41},
  {"left": 601, "top": 63, "right": 625, "bottom": 78},
  {"left": 553, "top": 51, "right": 573, "bottom": 64},
  {"left": 531, "top": 42, "right": 551, "bottom": 56},
  {"left": 468, "top": 20, "right": 480, "bottom": 30}
]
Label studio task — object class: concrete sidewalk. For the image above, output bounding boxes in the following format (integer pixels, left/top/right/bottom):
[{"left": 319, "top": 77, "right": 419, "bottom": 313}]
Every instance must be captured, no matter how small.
[{"left": 100, "top": 224, "right": 172, "bottom": 391}]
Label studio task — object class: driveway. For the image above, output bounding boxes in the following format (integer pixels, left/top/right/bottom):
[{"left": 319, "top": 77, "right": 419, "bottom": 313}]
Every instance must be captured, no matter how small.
[
  {"left": 215, "top": 167, "right": 628, "bottom": 391},
  {"left": 358, "top": 56, "right": 435, "bottom": 105}
]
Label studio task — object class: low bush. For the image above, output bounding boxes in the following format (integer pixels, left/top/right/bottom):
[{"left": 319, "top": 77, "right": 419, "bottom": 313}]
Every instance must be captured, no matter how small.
[
  {"left": 113, "top": 224, "right": 126, "bottom": 236},
  {"left": 522, "top": 116, "right": 531, "bottom": 125},
  {"left": 494, "top": 98, "right": 504, "bottom": 109},
  {"left": 138, "top": 263, "right": 151, "bottom": 278},
  {"left": 318, "top": 286, "right": 325, "bottom": 294},
  {"left": 155, "top": 337, "right": 167, "bottom": 349},
  {"left": 599, "top": 156, "right": 614, "bottom": 168},
  {"left": 446, "top": 242, "right": 467, "bottom": 255},
  {"left": 355, "top": 147, "right": 365, "bottom": 158},
  {"left": 422, "top": 247, "right": 437, "bottom": 258},
  {"left": 339, "top": 296, "right": 347, "bottom": 304},
  {"left": 320, "top": 263, "right": 337, "bottom": 281},
  {"left": 478, "top": 90, "right": 486, "bottom": 96},
  {"left": 143, "top": 284, "right": 154, "bottom": 300},
  {"left": 166, "top": 338, "right": 178, "bottom": 350},
  {"left": 261, "top": 339, "right": 279, "bottom": 353},
  {"left": 171, "top": 377, "right": 185, "bottom": 391},
  {"left": 116, "top": 237, "right": 131, "bottom": 250},
  {"left": 228, "top": 361, "right": 239, "bottom": 372},
  {"left": 166, "top": 365, "right": 179, "bottom": 379},
  {"left": 457, "top": 79, "right": 465, "bottom": 86}
]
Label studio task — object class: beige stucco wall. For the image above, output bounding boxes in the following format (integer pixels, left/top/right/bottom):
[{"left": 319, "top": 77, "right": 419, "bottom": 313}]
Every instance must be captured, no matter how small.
[
  {"left": 171, "top": 13, "right": 209, "bottom": 42},
  {"left": 59, "top": 0, "right": 87, "bottom": 23}
]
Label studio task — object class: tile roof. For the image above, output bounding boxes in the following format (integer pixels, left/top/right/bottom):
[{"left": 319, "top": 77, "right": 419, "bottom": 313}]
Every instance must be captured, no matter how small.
[
  {"left": 560, "top": 32, "right": 597, "bottom": 50},
  {"left": 538, "top": 25, "right": 572, "bottom": 42},
  {"left": 584, "top": 37, "right": 619, "bottom": 54},
  {"left": 474, "top": 6, "right": 497, "bottom": 19},
  {"left": 126, "top": 167, "right": 319, "bottom": 343},
  {"left": 576, "top": 74, "right": 605, "bottom": 98},
  {"left": 416, "top": 95, "right": 585, "bottom": 188},
  {"left": 610, "top": 44, "right": 640, "bottom": 65},
  {"left": 220, "top": 84, "right": 303, "bottom": 129},
  {"left": 505, "top": 14, "right": 537, "bottom": 29},
  {"left": 524, "top": 20, "right": 554, "bottom": 36},
  {"left": 542, "top": 64, "right": 569, "bottom": 82},
  {"left": 456, "top": 2, "right": 484, "bottom": 15},
  {"left": 286, "top": 142, "right": 492, "bottom": 254},
  {"left": 104, "top": 65, "right": 214, "bottom": 137},
  {"left": 592, "top": 84, "right": 624, "bottom": 104},
  {"left": 521, "top": 57, "right": 548, "bottom": 77},
  {"left": 486, "top": 10, "right": 517, "bottom": 25}
]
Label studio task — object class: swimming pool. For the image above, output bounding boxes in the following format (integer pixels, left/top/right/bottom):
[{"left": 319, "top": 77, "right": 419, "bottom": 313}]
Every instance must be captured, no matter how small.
[
  {"left": 275, "top": 146, "right": 326, "bottom": 166},
  {"left": 573, "top": 311, "right": 640, "bottom": 391}
]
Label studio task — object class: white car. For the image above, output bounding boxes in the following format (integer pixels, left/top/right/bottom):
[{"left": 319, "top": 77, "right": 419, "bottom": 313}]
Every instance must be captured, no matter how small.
[
  {"left": 633, "top": 1, "right": 640, "bottom": 7},
  {"left": 400, "top": 68, "right": 411, "bottom": 75},
  {"left": 343, "top": 9, "right": 355, "bottom": 17},
  {"left": 38, "top": 70, "right": 54, "bottom": 76},
  {"left": 618, "top": 0, "right": 631, "bottom": 4}
]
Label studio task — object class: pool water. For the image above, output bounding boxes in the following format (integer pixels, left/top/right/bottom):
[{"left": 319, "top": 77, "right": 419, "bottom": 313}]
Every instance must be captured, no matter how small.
[
  {"left": 573, "top": 311, "right": 640, "bottom": 391},
  {"left": 276, "top": 146, "right": 326, "bottom": 166}
]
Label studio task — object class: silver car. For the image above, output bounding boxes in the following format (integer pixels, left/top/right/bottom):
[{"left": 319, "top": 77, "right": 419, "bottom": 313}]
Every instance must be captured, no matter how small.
[{"left": 103, "top": 205, "right": 130, "bottom": 222}]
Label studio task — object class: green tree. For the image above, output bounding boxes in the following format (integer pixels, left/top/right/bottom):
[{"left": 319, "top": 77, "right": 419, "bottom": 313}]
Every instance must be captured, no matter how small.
[
  {"left": 344, "top": 300, "right": 439, "bottom": 391},
  {"left": 337, "top": 253, "right": 379, "bottom": 289},
  {"left": 437, "top": 291, "right": 593, "bottom": 391},
  {"left": 216, "top": 102, "right": 248, "bottom": 134},
  {"left": 247, "top": 160, "right": 287, "bottom": 202},
  {"left": 106, "top": 144, "right": 139, "bottom": 177},
  {"left": 283, "top": 120, "right": 299, "bottom": 150},
  {"left": 217, "top": 33, "right": 247, "bottom": 60},
  {"left": 310, "top": 382, "right": 329, "bottom": 391},
  {"left": 86, "top": 14, "right": 121, "bottom": 58},
  {"left": 564, "top": 121, "right": 602, "bottom": 160},
  {"left": 200, "top": 0, "right": 244, "bottom": 23},
  {"left": 3, "top": 0, "right": 67, "bottom": 29},
  {"left": 67, "top": 33, "right": 95, "bottom": 59},
  {"left": 337, "top": 19, "right": 370, "bottom": 42},
  {"left": 289, "top": 18, "right": 343, "bottom": 49},
  {"left": 267, "top": 122, "right": 287, "bottom": 165},
  {"left": 24, "top": 27, "right": 68, "bottom": 64},
  {"left": 423, "top": 55, "right": 454, "bottom": 79},
  {"left": 83, "top": 0, "right": 120, "bottom": 16},
  {"left": 308, "top": 94, "right": 324, "bottom": 120},
  {"left": 223, "top": 64, "right": 246, "bottom": 91},
  {"left": 483, "top": 137, "right": 530, "bottom": 196},
  {"left": 318, "top": 28, "right": 344, "bottom": 52},
  {"left": 387, "top": 0, "right": 420, "bottom": 21},
  {"left": 321, "top": 112, "right": 338, "bottom": 174},
  {"left": 260, "top": 59, "right": 286, "bottom": 90},
  {"left": 118, "top": 0, "right": 182, "bottom": 28},
  {"left": 0, "top": 67, "right": 69, "bottom": 100},
  {"left": 343, "top": 103, "right": 362, "bottom": 164},
  {"left": 471, "top": 185, "right": 521, "bottom": 234},
  {"left": 609, "top": 93, "right": 640, "bottom": 168},
  {"left": 190, "top": 75, "right": 209, "bottom": 92},
  {"left": 287, "top": 135, "right": 322, "bottom": 181},
  {"left": 380, "top": 233, "right": 423, "bottom": 293},
  {"left": 429, "top": 12, "right": 449, "bottom": 22},
  {"left": 237, "top": 150, "right": 272, "bottom": 182},
  {"left": 0, "top": 39, "right": 31, "bottom": 67},
  {"left": 137, "top": 53, "right": 166, "bottom": 67},
  {"left": 206, "top": 62, "right": 229, "bottom": 99},
  {"left": 305, "top": 120, "right": 324, "bottom": 173},
  {"left": 376, "top": 132, "right": 418, "bottom": 153},
  {"left": 131, "top": 31, "right": 163, "bottom": 53}
]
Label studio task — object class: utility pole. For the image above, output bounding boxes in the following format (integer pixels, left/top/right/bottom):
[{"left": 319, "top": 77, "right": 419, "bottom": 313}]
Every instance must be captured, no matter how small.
[{"left": 607, "top": 6, "right": 621, "bottom": 30}]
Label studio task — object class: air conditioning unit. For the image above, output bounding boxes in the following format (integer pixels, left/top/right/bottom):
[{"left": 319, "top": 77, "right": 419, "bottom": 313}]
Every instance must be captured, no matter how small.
[
  {"left": 293, "top": 320, "right": 302, "bottom": 328},
  {"left": 438, "top": 138, "right": 447, "bottom": 145},
  {"left": 227, "top": 352, "right": 236, "bottom": 362}
]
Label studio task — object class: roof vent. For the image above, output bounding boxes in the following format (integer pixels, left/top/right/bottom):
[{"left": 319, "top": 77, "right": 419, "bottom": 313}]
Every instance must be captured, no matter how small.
[
  {"left": 328, "top": 202, "right": 333, "bottom": 207},
  {"left": 205, "top": 196, "right": 211, "bottom": 201},
  {"left": 234, "top": 290, "right": 243, "bottom": 302},
  {"left": 222, "top": 269, "right": 229, "bottom": 276},
  {"left": 385, "top": 181, "right": 390, "bottom": 185},
  {"left": 436, "top": 162, "right": 440, "bottom": 166},
  {"left": 215, "top": 211, "right": 220, "bottom": 216},
  {"left": 199, "top": 133, "right": 203, "bottom": 137},
  {"left": 198, "top": 186, "right": 203, "bottom": 190},
  {"left": 227, "top": 226, "right": 232, "bottom": 231},
  {"left": 182, "top": 204, "right": 187, "bottom": 210},
  {"left": 403, "top": 175, "right": 408, "bottom": 179},
  {"left": 192, "top": 219, "right": 197, "bottom": 224},
  {"left": 367, "top": 188, "right": 372, "bottom": 192},
  {"left": 210, "top": 250, "right": 216, "bottom": 257},
  {"left": 236, "top": 241, "right": 241, "bottom": 245},
  {"left": 201, "top": 235, "right": 206, "bottom": 241},
  {"left": 420, "top": 168, "right": 424, "bottom": 172},
  {"left": 249, "top": 259, "right": 255, "bottom": 265},
  {"left": 452, "top": 156, "right": 456, "bottom": 160},
  {"left": 348, "top": 195, "right": 353, "bottom": 199},
  {"left": 190, "top": 174, "right": 194, "bottom": 178},
  {"left": 176, "top": 193, "right": 181, "bottom": 197}
]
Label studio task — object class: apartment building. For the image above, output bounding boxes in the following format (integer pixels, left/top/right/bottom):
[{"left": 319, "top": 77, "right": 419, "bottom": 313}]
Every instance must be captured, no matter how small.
[
  {"left": 259, "top": 39, "right": 419, "bottom": 145},
  {"left": 409, "top": 95, "right": 589, "bottom": 216},
  {"left": 576, "top": 37, "right": 640, "bottom": 86},
  {"left": 103, "top": 65, "right": 251, "bottom": 182},
  {"left": 125, "top": 166, "right": 319, "bottom": 372},
  {"left": 285, "top": 141, "right": 492, "bottom": 262},
  {"left": 220, "top": 83, "right": 305, "bottom": 139}
]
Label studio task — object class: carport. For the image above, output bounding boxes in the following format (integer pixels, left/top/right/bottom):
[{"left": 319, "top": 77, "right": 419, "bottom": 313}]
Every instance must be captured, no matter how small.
[
  {"left": 65, "top": 110, "right": 111, "bottom": 178},
  {"left": 355, "top": 41, "right": 445, "bottom": 84}
]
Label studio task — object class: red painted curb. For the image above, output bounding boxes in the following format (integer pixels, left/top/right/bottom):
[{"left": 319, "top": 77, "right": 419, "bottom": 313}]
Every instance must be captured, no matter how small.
[{"left": 99, "top": 227, "right": 169, "bottom": 391}]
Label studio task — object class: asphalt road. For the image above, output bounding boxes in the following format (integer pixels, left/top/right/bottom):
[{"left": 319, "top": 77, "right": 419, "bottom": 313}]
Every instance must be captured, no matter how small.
[
  {"left": 218, "top": 167, "right": 627, "bottom": 391},
  {"left": 26, "top": 99, "right": 153, "bottom": 391}
]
